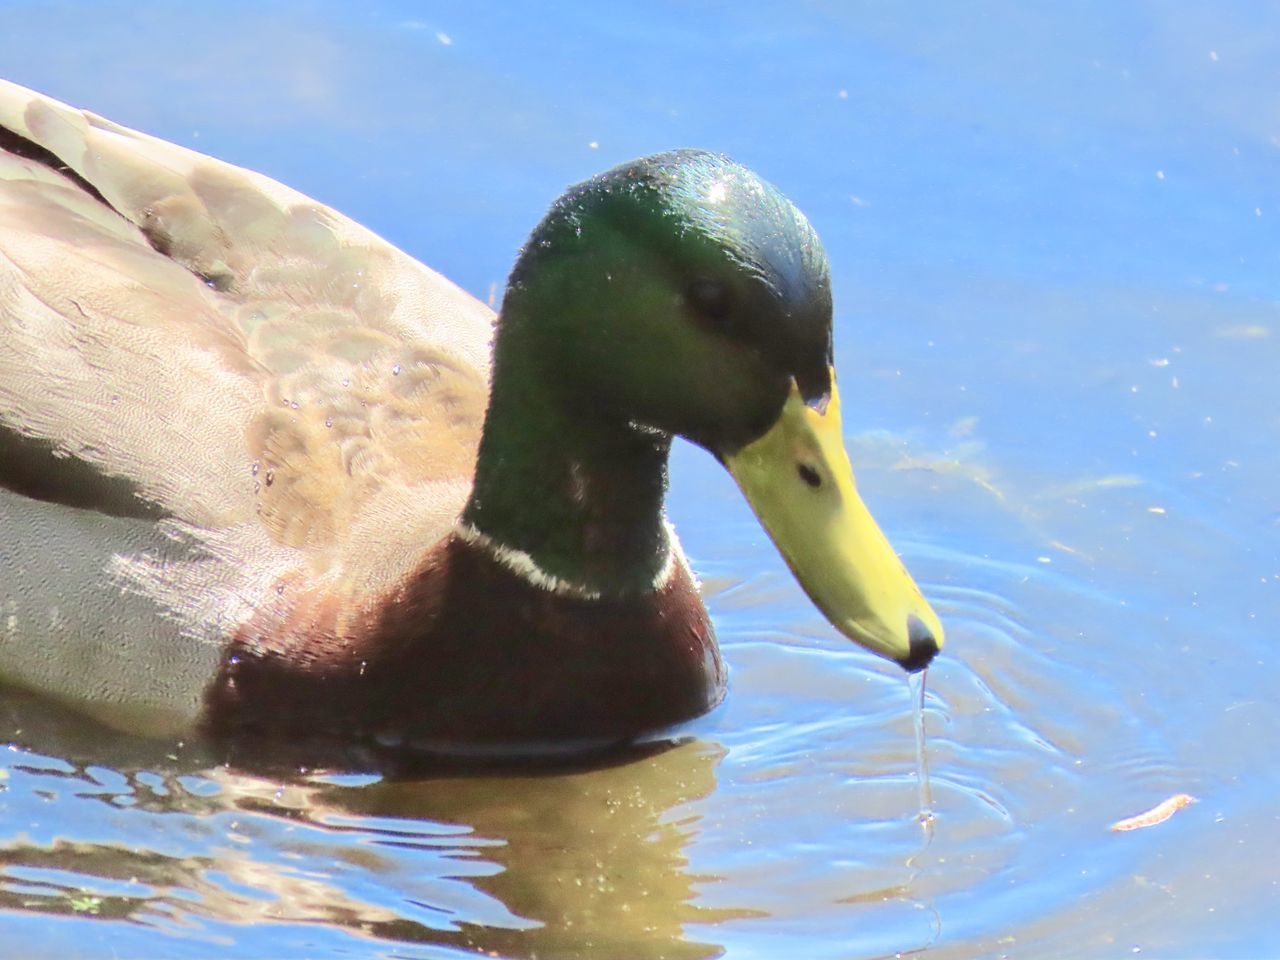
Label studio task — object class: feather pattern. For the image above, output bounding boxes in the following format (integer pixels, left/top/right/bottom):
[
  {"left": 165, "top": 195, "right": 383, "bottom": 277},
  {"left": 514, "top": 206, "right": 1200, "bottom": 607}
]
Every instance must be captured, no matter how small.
[{"left": 0, "top": 79, "right": 493, "bottom": 728}]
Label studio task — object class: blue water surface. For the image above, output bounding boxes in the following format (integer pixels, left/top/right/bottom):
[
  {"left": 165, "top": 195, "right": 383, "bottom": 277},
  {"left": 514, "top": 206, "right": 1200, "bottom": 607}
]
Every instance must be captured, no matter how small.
[{"left": 1, "top": 2, "right": 1277, "bottom": 957}]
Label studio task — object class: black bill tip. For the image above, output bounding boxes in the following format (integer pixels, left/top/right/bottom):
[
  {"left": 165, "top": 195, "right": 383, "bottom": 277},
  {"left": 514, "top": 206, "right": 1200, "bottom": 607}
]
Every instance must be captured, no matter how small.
[{"left": 897, "top": 614, "right": 940, "bottom": 673}]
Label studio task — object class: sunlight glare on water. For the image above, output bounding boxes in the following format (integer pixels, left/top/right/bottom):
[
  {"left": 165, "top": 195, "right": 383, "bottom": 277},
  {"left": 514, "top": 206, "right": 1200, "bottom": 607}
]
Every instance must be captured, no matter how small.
[{"left": 0, "top": 2, "right": 1277, "bottom": 958}]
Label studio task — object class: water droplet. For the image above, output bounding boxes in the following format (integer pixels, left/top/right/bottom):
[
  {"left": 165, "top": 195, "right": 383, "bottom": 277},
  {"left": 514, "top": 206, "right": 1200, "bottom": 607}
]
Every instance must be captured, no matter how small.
[
  {"left": 341, "top": 378, "right": 351, "bottom": 388},
  {"left": 276, "top": 583, "right": 285, "bottom": 596},
  {"left": 264, "top": 469, "right": 275, "bottom": 487},
  {"left": 325, "top": 416, "right": 333, "bottom": 428},
  {"left": 290, "top": 400, "right": 299, "bottom": 410},
  {"left": 251, "top": 461, "right": 260, "bottom": 476},
  {"left": 392, "top": 363, "right": 402, "bottom": 376}
]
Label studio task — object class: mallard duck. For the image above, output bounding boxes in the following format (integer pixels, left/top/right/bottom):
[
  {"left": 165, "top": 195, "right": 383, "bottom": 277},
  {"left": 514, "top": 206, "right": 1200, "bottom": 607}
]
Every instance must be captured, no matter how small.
[{"left": 0, "top": 79, "right": 942, "bottom": 753}]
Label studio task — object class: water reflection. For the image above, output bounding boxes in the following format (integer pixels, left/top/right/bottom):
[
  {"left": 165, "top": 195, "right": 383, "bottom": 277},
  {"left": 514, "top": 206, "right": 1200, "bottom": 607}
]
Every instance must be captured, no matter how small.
[
  {"left": 341, "top": 745, "right": 737, "bottom": 958},
  {"left": 0, "top": 699, "right": 732, "bottom": 957}
]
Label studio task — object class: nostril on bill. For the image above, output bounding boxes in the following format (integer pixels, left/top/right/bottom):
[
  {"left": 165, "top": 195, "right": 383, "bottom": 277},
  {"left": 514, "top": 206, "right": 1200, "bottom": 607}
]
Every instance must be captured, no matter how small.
[{"left": 898, "top": 614, "right": 940, "bottom": 673}]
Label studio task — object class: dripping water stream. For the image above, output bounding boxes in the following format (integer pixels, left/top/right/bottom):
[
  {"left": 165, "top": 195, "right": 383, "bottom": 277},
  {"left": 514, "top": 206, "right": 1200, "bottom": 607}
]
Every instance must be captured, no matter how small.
[
  {"left": 911, "top": 669, "right": 935, "bottom": 835},
  {"left": 904, "top": 668, "right": 941, "bottom": 947}
]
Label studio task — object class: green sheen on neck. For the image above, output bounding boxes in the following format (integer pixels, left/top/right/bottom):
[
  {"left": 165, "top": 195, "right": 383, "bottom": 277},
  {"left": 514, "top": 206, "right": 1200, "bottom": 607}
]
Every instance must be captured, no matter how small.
[{"left": 461, "top": 292, "right": 674, "bottom": 598}]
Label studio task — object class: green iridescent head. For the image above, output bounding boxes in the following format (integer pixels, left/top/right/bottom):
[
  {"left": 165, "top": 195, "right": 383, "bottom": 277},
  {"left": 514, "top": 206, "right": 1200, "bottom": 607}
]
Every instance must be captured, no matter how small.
[{"left": 501, "top": 149, "right": 834, "bottom": 452}]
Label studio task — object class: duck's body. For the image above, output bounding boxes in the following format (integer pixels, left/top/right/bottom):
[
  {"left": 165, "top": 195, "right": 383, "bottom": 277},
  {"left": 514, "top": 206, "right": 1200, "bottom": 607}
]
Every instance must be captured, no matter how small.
[
  {"left": 0, "top": 80, "right": 939, "bottom": 755},
  {"left": 0, "top": 79, "right": 512, "bottom": 736}
]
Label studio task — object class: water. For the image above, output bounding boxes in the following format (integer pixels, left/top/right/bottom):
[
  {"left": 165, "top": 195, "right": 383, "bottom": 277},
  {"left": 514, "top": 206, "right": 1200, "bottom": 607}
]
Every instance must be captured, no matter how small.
[
  {"left": 910, "top": 671, "right": 935, "bottom": 831},
  {"left": 2, "top": 2, "right": 1278, "bottom": 957}
]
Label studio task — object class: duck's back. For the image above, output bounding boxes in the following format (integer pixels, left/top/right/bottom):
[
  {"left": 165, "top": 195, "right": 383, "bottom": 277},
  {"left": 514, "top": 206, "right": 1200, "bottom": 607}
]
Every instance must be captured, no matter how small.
[{"left": 0, "top": 79, "right": 494, "bottom": 732}]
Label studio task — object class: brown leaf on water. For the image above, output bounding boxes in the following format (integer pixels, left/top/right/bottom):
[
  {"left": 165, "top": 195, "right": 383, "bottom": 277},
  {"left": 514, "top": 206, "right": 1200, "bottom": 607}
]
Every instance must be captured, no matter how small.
[{"left": 1110, "top": 793, "right": 1197, "bottom": 832}]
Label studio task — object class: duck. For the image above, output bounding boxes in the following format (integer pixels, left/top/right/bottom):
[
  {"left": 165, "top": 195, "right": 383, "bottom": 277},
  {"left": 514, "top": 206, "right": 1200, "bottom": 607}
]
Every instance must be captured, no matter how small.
[{"left": 0, "top": 78, "right": 943, "bottom": 755}]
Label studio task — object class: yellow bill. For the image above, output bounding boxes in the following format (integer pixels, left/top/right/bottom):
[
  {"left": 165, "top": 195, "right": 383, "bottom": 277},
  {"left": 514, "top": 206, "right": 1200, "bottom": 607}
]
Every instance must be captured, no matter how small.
[{"left": 723, "top": 372, "right": 943, "bottom": 671}]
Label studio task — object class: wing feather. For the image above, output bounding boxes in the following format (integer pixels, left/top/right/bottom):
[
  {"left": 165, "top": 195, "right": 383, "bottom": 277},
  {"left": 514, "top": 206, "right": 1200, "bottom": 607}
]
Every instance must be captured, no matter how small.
[{"left": 0, "top": 78, "right": 493, "bottom": 553}]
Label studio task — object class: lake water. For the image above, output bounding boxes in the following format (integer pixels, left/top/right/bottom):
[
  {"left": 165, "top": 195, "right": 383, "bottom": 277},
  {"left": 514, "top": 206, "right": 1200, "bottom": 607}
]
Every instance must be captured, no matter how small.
[{"left": 2, "top": 2, "right": 1278, "bottom": 957}]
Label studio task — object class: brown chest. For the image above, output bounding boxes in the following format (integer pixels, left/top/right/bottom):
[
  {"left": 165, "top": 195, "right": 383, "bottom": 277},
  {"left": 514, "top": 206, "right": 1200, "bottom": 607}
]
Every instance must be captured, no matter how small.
[{"left": 202, "top": 534, "right": 725, "bottom": 757}]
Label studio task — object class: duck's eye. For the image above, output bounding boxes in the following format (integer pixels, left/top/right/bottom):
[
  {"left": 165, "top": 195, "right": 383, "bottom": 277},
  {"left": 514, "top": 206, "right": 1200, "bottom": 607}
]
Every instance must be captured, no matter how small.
[{"left": 685, "top": 278, "right": 733, "bottom": 324}]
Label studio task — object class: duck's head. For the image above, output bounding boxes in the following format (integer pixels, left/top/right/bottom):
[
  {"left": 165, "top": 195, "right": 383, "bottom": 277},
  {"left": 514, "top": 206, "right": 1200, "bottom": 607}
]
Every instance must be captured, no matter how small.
[{"left": 500, "top": 149, "right": 943, "bottom": 671}]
